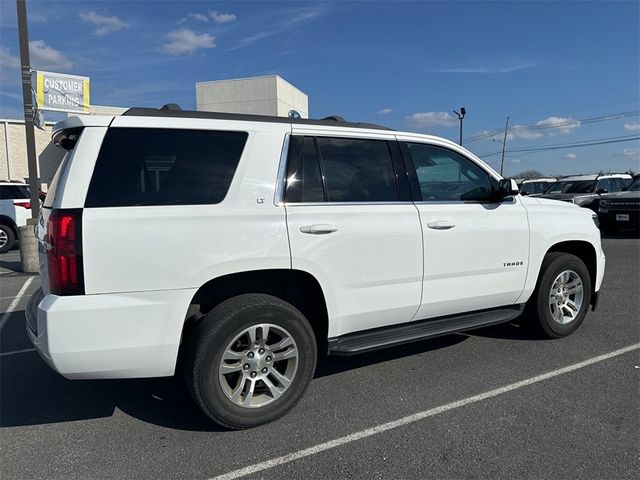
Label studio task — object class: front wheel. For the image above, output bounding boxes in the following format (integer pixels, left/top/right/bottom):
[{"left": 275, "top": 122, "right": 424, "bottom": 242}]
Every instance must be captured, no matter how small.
[
  {"left": 184, "top": 293, "right": 317, "bottom": 429},
  {"left": 525, "top": 252, "right": 592, "bottom": 338}
]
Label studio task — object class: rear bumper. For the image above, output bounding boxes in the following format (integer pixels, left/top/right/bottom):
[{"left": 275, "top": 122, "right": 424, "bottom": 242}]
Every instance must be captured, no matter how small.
[{"left": 26, "top": 287, "right": 196, "bottom": 379}]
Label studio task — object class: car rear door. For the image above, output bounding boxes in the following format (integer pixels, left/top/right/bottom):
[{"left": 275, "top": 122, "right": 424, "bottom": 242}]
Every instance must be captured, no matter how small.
[
  {"left": 284, "top": 127, "right": 423, "bottom": 338},
  {"left": 398, "top": 136, "right": 529, "bottom": 320}
]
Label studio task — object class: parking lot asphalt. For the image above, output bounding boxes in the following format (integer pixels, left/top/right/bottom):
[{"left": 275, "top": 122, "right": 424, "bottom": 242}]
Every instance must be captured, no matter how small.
[{"left": 1, "top": 235, "right": 639, "bottom": 480}]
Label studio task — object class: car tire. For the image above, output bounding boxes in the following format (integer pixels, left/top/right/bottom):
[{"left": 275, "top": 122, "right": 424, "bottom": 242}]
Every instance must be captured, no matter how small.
[
  {"left": 525, "top": 252, "right": 592, "bottom": 338},
  {"left": 184, "top": 293, "right": 317, "bottom": 429},
  {"left": 0, "top": 224, "right": 16, "bottom": 254}
]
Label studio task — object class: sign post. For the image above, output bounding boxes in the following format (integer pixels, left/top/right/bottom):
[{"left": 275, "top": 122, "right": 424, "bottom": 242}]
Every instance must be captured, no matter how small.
[{"left": 16, "top": 0, "right": 39, "bottom": 272}]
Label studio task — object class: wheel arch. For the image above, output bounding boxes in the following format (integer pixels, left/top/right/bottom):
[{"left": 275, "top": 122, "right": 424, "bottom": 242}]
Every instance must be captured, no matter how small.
[
  {"left": 546, "top": 240, "right": 597, "bottom": 292},
  {"left": 182, "top": 269, "right": 329, "bottom": 352}
]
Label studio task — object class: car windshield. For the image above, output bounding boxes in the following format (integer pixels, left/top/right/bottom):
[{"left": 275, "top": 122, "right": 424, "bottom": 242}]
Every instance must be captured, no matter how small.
[
  {"left": 627, "top": 178, "right": 640, "bottom": 191},
  {"left": 546, "top": 180, "right": 594, "bottom": 194}
]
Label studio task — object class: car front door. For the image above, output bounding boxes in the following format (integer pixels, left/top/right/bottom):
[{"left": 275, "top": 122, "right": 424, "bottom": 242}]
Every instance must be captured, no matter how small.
[
  {"left": 398, "top": 138, "right": 530, "bottom": 320},
  {"left": 284, "top": 130, "right": 423, "bottom": 338}
]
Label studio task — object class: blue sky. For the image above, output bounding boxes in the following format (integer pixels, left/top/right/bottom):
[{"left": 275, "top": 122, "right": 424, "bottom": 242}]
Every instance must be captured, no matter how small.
[{"left": 1, "top": 0, "right": 638, "bottom": 176}]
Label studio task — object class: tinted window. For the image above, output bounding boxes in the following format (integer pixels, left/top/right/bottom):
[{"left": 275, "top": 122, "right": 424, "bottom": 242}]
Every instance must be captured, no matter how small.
[
  {"left": 0, "top": 185, "right": 30, "bottom": 199},
  {"left": 547, "top": 180, "right": 595, "bottom": 194},
  {"left": 406, "top": 143, "right": 492, "bottom": 201},
  {"left": 86, "top": 128, "right": 247, "bottom": 207},
  {"left": 609, "top": 178, "right": 628, "bottom": 192},
  {"left": 315, "top": 137, "right": 398, "bottom": 202},
  {"left": 285, "top": 137, "right": 325, "bottom": 202},
  {"left": 596, "top": 178, "right": 611, "bottom": 192},
  {"left": 520, "top": 181, "right": 553, "bottom": 195}
]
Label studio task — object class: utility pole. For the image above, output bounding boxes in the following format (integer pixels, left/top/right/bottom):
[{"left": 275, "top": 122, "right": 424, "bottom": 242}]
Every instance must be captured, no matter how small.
[
  {"left": 453, "top": 107, "right": 466, "bottom": 146},
  {"left": 17, "top": 0, "right": 39, "bottom": 218},
  {"left": 499, "top": 115, "right": 510, "bottom": 176},
  {"left": 16, "top": 0, "right": 40, "bottom": 272}
]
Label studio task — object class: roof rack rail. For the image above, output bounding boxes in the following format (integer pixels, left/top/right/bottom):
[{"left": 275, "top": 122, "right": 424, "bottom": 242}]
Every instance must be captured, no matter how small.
[
  {"left": 121, "top": 106, "right": 394, "bottom": 131},
  {"left": 161, "top": 103, "right": 182, "bottom": 111},
  {"left": 322, "top": 115, "right": 346, "bottom": 122}
]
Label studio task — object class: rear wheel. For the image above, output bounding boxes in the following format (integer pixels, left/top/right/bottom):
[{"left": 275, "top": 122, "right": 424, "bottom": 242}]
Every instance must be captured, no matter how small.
[
  {"left": 0, "top": 224, "right": 16, "bottom": 253},
  {"left": 525, "top": 252, "right": 592, "bottom": 338},
  {"left": 184, "top": 293, "right": 317, "bottom": 429}
]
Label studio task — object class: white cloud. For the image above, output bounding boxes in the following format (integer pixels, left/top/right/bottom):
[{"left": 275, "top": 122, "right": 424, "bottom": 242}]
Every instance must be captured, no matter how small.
[
  {"left": 535, "top": 116, "right": 581, "bottom": 135},
  {"left": 209, "top": 11, "right": 236, "bottom": 24},
  {"left": 473, "top": 124, "right": 543, "bottom": 142},
  {"left": 507, "top": 125, "right": 543, "bottom": 141},
  {"left": 377, "top": 108, "right": 393, "bottom": 115},
  {"left": 0, "top": 46, "right": 20, "bottom": 69},
  {"left": 624, "top": 122, "right": 640, "bottom": 131},
  {"left": 563, "top": 153, "right": 577, "bottom": 160},
  {"left": 621, "top": 148, "right": 639, "bottom": 157},
  {"left": 229, "top": 5, "right": 327, "bottom": 50},
  {"left": 29, "top": 40, "right": 73, "bottom": 70},
  {"left": 407, "top": 112, "right": 457, "bottom": 129},
  {"left": 184, "top": 12, "right": 209, "bottom": 23},
  {"left": 161, "top": 29, "right": 216, "bottom": 55},
  {"left": 427, "top": 62, "right": 538, "bottom": 74},
  {"left": 180, "top": 11, "right": 236, "bottom": 24},
  {"left": 79, "top": 11, "right": 129, "bottom": 35}
]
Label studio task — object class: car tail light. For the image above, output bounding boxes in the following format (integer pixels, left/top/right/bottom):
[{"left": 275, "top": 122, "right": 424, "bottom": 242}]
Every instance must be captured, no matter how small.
[
  {"left": 47, "top": 209, "right": 84, "bottom": 295},
  {"left": 15, "top": 201, "right": 31, "bottom": 209}
]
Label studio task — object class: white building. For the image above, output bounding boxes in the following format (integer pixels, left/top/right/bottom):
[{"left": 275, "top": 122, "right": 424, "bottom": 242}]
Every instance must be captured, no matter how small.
[{"left": 196, "top": 75, "right": 308, "bottom": 118}]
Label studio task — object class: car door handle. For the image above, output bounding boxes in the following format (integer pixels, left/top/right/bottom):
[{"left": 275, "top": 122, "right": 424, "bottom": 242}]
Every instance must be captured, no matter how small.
[
  {"left": 300, "top": 224, "right": 338, "bottom": 235},
  {"left": 427, "top": 221, "right": 456, "bottom": 230}
]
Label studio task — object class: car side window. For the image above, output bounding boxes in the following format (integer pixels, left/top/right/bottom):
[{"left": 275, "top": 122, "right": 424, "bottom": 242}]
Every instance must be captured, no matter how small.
[
  {"left": 596, "top": 178, "right": 611, "bottom": 192},
  {"left": 404, "top": 143, "right": 493, "bottom": 201},
  {"left": 86, "top": 128, "right": 248, "bottom": 207},
  {"left": 315, "top": 137, "right": 399, "bottom": 202},
  {"left": 284, "top": 137, "right": 325, "bottom": 202}
]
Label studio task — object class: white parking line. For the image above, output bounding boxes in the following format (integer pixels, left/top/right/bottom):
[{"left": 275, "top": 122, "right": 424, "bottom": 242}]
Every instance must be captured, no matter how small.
[
  {"left": 0, "top": 276, "right": 35, "bottom": 331},
  {"left": 210, "top": 343, "right": 640, "bottom": 480}
]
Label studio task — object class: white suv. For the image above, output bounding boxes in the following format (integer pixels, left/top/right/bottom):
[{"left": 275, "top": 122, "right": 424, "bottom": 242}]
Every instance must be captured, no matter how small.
[
  {"left": 27, "top": 107, "right": 605, "bottom": 429},
  {"left": 0, "top": 181, "right": 32, "bottom": 253}
]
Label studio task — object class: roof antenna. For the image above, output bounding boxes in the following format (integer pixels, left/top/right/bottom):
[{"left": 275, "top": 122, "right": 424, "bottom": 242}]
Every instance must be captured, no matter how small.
[{"left": 161, "top": 103, "right": 182, "bottom": 111}]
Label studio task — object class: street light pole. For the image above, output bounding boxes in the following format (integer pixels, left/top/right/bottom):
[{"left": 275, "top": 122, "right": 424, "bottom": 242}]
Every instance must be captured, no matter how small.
[
  {"left": 499, "top": 115, "right": 510, "bottom": 176},
  {"left": 453, "top": 107, "right": 466, "bottom": 146},
  {"left": 16, "top": 0, "right": 40, "bottom": 273},
  {"left": 16, "top": 0, "right": 40, "bottom": 219}
]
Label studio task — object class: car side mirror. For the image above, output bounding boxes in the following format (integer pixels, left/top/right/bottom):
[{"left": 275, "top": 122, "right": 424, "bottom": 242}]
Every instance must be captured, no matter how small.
[
  {"left": 498, "top": 178, "right": 519, "bottom": 198},
  {"left": 596, "top": 188, "right": 608, "bottom": 194}
]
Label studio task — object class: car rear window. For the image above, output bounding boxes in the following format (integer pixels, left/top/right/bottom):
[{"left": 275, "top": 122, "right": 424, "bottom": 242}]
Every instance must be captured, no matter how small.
[
  {"left": 0, "top": 185, "right": 30, "bottom": 200},
  {"left": 85, "top": 128, "right": 248, "bottom": 207}
]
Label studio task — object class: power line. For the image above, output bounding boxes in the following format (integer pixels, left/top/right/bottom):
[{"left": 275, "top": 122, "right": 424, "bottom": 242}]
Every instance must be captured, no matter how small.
[
  {"left": 464, "top": 97, "right": 640, "bottom": 134},
  {"left": 464, "top": 110, "right": 640, "bottom": 144},
  {"left": 476, "top": 135, "right": 640, "bottom": 157}
]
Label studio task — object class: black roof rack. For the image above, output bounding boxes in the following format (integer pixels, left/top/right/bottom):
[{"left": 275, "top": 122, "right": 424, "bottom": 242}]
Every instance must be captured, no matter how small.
[{"left": 122, "top": 107, "right": 394, "bottom": 131}]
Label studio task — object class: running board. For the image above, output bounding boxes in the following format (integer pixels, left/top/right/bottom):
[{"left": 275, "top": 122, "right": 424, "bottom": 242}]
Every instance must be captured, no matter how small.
[{"left": 327, "top": 305, "right": 525, "bottom": 355}]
